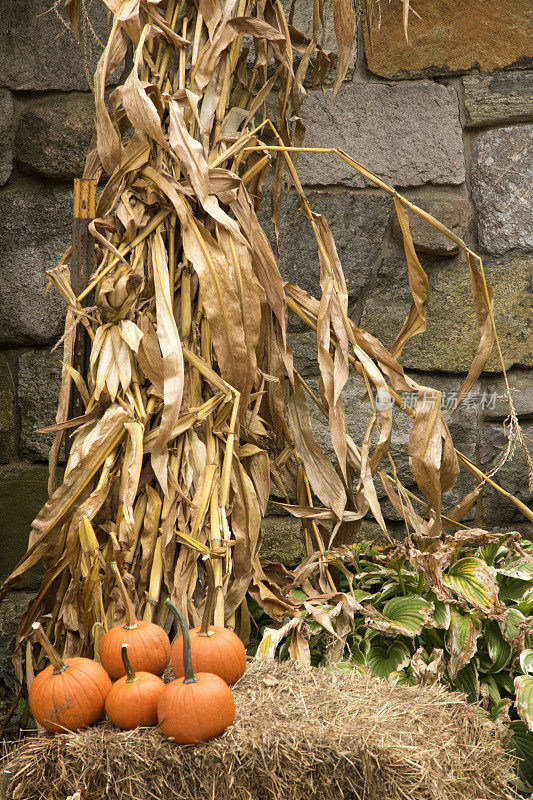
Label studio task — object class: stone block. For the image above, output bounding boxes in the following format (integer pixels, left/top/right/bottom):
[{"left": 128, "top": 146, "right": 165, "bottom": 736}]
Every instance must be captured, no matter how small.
[
  {"left": 0, "top": 91, "right": 13, "bottom": 186},
  {"left": 262, "top": 188, "right": 390, "bottom": 303},
  {"left": 18, "top": 349, "right": 63, "bottom": 461},
  {"left": 471, "top": 125, "right": 533, "bottom": 255},
  {"left": 481, "top": 421, "right": 533, "bottom": 525},
  {"left": 364, "top": 0, "right": 533, "bottom": 79},
  {"left": 481, "top": 370, "right": 533, "bottom": 421},
  {"left": 15, "top": 93, "right": 94, "bottom": 179},
  {"left": 260, "top": 516, "right": 306, "bottom": 565},
  {"left": 463, "top": 71, "right": 533, "bottom": 127},
  {"left": 391, "top": 188, "right": 473, "bottom": 256},
  {"left": 0, "top": 463, "right": 49, "bottom": 588},
  {"left": 0, "top": 354, "right": 16, "bottom": 464},
  {"left": 360, "top": 248, "right": 533, "bottom": 373},
  {"left": 288, "top": 331, "right": 320, "bottom": 377},
  {"left": 297, "top": 82, "right": 464, "bottom": 189},
  {"left": 0, "top": 0, "right": 117, "bottom": 91},
  {"left": 0, "top": 182, "right": 71, "bottom": 347}
]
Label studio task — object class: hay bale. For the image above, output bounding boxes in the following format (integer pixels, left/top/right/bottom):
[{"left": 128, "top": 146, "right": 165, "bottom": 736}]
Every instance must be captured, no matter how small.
[{"left": 2, "top": 661, "right": 516, "bottom": 800}]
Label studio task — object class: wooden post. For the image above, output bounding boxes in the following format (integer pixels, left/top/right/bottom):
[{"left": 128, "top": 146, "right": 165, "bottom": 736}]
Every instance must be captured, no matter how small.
[{"left": 66, "top": 179, "right": 97, "bottom": 460}]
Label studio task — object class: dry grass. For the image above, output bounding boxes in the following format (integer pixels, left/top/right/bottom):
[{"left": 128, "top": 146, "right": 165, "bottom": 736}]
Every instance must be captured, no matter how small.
[{"left": 2, "top": 660, "right": 517, "bottom": 800}]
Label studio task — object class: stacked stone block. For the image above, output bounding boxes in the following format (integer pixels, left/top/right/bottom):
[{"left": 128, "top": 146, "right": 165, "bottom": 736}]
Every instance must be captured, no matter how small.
[{"left": 0, "top": 0, "right": 531, "bottom": 588}]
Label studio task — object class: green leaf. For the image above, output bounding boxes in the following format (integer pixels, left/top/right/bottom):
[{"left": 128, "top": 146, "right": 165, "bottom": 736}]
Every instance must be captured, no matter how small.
[
  {"left": 509, "top": 722, "right": 533, "bottom": 791},
  {"left": 367, "top": 595, "right": 434, "bottom": 637},
  {"left": 500, "top": 578, "right": 532, "bottom": 605},
  {"left": 388, "top": 669, "right": 417, "bottom": 687},
  {"left": 446, "top": 611, "right": 481, "bottom": 680},
  {"left": 366, "top": 640, "right": 411, "bottom": 679},
  {"left": 484, "top": 621, "right": 511, "bottom": 673},
  {"left": 453, "top": 660, "right": 480, "bottom": 703},
  {"left": 443, "top": 557, "right": 499, "bottom": 612},
  {"left": 518, "top": 587, "right": 533, "bottom": 616},
  {"left": 515, "top": 675, "right": 533, "bottom": 731},
  {"left": 289, "top": 588, "right": 308, "bottom": 602},
  {"left": 426, "top": 591, "right": 451, "bottom": 629},
  {"left": 496, "top": 559, "right": 533, "bottom": 581},
  {"left": 520, "top": 649, "right": 533, "bottom": 675},
  {"left": 500, "top": 608, "right": 525, "bottom": 642}
]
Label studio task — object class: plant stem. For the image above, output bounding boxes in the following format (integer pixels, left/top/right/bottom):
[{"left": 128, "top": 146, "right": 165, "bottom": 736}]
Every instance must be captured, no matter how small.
[
  {"left": 165, "top": 599, "right": 198, "bottom": 684},
  {"left": 199, "top": 558, "right": 217, "bottom": 637},
  {"left": 110, "top": 561, "right": 138, "bottom": 629},
  {"left": 32, "top": 622, "right": 67, "bottom": 675},
  {"left": 121, "top": 644, "right": 137, "bottom": 683}
]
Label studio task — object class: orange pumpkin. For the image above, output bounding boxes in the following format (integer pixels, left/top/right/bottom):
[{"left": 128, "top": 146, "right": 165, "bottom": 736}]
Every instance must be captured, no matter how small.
[
  {"left": 100, "top": 562, "right": 170, "bottom": 679},
  {"left": 29, "top": 622, "right": 111, "bottom": 733},
  {"left": 105, "top": 643, "right": 166, "bottom": 730},
  {"left": 170, "top": 558, "right": 246, "bottom": 685},
  {"left": 158, "top": 600, "right": 235, "bottom": 744}
]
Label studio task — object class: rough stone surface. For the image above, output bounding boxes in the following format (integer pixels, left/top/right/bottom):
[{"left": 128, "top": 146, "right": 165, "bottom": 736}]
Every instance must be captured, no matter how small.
[
  {"left": 463, "top": 71, "right": 533, "bottom": 127},
  {"left": 260, "top": 516, "right": 306, "bottom": 565},
  {"left": 0, "top": 91, "right": 13, "bottom": 186},
  {"left": 261, "top": 189, "right": 390, "bottom": 311},
  {"left": 482, "top": 421, "right": 533, "bottom": 525},
  {"left": 288, "top": 331, "right": 320, "bottom": 377},
  {"left": 471, "top": 125, "right": 533, "bottom": 255},
  {"left": 298, "top": 82, "right": 465, "bottom": 189},
  {"left": 391, "top": 188, "right": 473, "bottom": 256},
  {"left": 285, "top": 0, "right": 357, "bottom": 84},
  {"left": 0, "top": 354, "right": 16, "bottom": 464},
  {"left": 0, "top": 183, "right": 72, "bottom": 347},
  {"left": 0, "top": 592, "right": 34, "bottom": 639},
  {"left": 481, "top": 370, "right": 533, "bottom": 420},
  {"left": 0, "top": 0, "right": 117, "bottom": 91},
  {"left": 360, "top": 249, "right": 533, "bottom": 373},
  {"left": 0, "top": 463, "right": 49, "bottom": 588},
  {"left": 364, "top": 0, "right": 533, "bottom": 79},
  {"left": 18, "top": 349, "right": 63, "bottom": 461},
  {"left": 15, "top": 93, "right": 95, "bottom": 179},
  {"left": 306, "top": 371, "right": 478, "bottom": 521}
]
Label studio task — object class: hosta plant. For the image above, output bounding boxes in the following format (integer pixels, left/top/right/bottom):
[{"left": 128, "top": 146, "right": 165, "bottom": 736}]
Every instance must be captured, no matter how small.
[{"left": 252, "top": 530, "right": 533, "bottom": 789}]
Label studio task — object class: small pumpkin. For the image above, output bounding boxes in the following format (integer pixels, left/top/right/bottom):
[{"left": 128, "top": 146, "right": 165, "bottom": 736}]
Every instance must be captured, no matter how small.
[
  {"left": 158, "top": 600, "right": 235, "bottom": 744},
  {"left": 171, "top": 557, "right": 246, "bottom": 685},
  {"left": 29, "top": 622, "right": 111, "bottom": 733},
  {"left": 100, "top": 562, "right": 171, "bottom": 679},
  {"left": 105, "top": 643, "right": 166, "bottom": 730}
]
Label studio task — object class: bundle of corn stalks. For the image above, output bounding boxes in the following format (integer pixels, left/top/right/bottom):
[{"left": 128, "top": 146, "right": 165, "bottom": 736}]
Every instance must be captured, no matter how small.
[{"left": 1, "top": 0, "right": 531, "bottom": 700}]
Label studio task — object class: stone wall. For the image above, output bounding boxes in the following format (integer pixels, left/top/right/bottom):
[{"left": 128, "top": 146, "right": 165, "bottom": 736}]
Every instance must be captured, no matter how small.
[{"left": 0, "top": 0, "right": 532, "bottom": 590}]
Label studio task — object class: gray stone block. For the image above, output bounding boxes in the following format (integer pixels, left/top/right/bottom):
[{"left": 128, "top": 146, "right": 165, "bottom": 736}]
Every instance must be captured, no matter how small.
[
  {"left": 471, "top": 125, "right": 533, "bottom": 255},
  {"left": 0, "top": 463, "right": 49, "bottom": 588},
  {"left": 0, "top": 182, "right": 71, "bottom": 347},
  {"left": 297, "top": 81, "right": 465, "bottom": 189},
  {"left": 463, "top": 71, "right": 533, "bottom": 127},
  {"left": 481, "top": 370, "right": 533, "bottom": 421},
  {"left": 0, "top": 0, "right": 116, "bottom": 91},
  {"left": 481, "top": 421, "right": 533, "bottom": 526},
  {"left": 15, "top": 93, "right": 94, "bottom": 179},
  {"left": 0, "top": 354, "right": 16, "bottom": 464},
  {"left": 0, "top": 91, "right": 13, "bottom": 186},
  {"left": 391, "top": 188, "right": 473, "bottom": 256},
  {"left": 18, "top": 349, "right": 63, "bottom": 461},
  {"left": 360, "top": 248, "right": 533, "bottom": 373},
  {"left": 260, "top": 516, "right": 306, "bottom": 565},
  {"left": 288, "top": 331, "right": 320, "bottom": 378},
  {"left": 262, "top": 189, "right": 390, "bottom": 306}
]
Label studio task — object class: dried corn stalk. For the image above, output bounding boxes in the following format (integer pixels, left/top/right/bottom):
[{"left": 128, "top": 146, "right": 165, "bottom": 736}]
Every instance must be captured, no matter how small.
[{"left": 1, "top": 0, "right": 531, "bottom": 690}]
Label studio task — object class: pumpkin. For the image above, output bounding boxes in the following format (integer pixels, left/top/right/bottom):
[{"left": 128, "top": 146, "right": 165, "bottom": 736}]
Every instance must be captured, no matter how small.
[
  {"left": 29, "top": 622, "right": 111, "bottom": 733},
  {"left": 158, "top": 600, "right": 235, "bottom": 744},
  {"left": 170, "top": 557, "right": 246, "bottom": 685},
  {"left": 105, "top": 643, "right": 166, "bottom": 730},
  {"left": 100, "top": 562, "right": 171, "bottom": 679}
]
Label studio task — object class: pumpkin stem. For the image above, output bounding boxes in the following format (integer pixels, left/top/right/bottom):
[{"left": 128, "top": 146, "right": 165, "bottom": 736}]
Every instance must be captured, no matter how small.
[
  {"left": 199, "top": 556, "right": 217, "bottom": 637},
  {"left": 165, "top": 599, "right": 198, "bottom": 685},
  {"left": 121, "top": 643, "right": 137, "bottom": 683},
  {"left": 110, "top": 561, "right": 138, "bottom": 629},
  {"left": 32, "top": 622, "right": 68, "bottom": 675}
]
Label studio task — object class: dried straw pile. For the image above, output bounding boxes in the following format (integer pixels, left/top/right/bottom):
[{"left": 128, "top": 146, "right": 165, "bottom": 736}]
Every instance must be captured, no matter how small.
[{"left": 2, "top": 661, "right": 516, "bottom": 800}]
